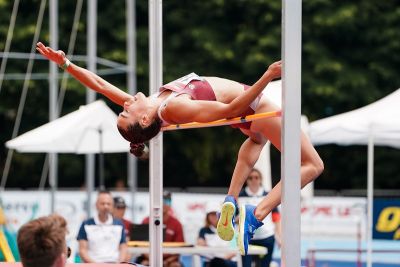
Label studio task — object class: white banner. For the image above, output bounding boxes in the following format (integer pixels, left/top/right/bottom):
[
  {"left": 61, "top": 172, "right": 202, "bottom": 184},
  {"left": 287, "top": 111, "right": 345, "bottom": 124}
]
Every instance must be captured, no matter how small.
[
  {"left": 301, "top": 197, "right": 366, "bottom": 239},
  {"left": 1, "top": 190, "right": 150, "bottom": 260},
  {"left": 1, "top": 192, "right": 367, "bottom": 249}
]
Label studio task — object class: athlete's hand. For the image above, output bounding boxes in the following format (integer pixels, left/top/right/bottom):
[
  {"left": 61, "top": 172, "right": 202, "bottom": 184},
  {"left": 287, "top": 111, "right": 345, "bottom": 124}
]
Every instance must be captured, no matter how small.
[
  {"left": 266, "top": 60, "right": 282, "bottom": 80},
  {"left": 36, "top": 42, "right": 66, "bottom": 65}
]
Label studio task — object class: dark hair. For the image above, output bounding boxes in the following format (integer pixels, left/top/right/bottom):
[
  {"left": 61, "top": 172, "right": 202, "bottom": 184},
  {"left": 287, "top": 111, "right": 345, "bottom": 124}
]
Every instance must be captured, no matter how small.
[
  {"left": 118, "top": 118, "right": 162, "bottom": 144},
  {"left": 17, "top": 214, "right": 67, "bottom": 267},
  {"left": 118, "top": 118, "right": 162, "bottom": 158}
]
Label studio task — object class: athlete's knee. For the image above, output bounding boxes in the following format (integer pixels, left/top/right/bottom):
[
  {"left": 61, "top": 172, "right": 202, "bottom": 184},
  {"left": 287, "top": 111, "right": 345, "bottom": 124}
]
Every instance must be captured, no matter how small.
[
  {"left": 316, "top": 157, "right": 324, "bottom": 176},
  {"left": 309, "top": 156, "right": 324, "bottom": 182}
]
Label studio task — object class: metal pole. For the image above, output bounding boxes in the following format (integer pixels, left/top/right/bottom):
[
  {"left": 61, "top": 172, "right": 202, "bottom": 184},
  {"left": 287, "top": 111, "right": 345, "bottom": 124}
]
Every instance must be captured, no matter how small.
[
  {"left": 49, "top": 0, "right": 59, "bottom": 213},
  {"left": 86, "top": 0, "right": 97, "bottom": 217},
  {"left": 367, "top": 131, "right": 374, "bottom": 267},
  {"left": 99, "top": 128, "right": 104, "bottom": 189},
  {"left": 281, "top": 0, "right": 302, "bottom": 266},
  {"left": 126, "top": 0, "right": 138, "bottom": 219},
  {"left": 149, "top": 0, "right": 163, "bottom": 266},
  {"left": 357, "top": 218, "right": 362, "bottom": 267}
]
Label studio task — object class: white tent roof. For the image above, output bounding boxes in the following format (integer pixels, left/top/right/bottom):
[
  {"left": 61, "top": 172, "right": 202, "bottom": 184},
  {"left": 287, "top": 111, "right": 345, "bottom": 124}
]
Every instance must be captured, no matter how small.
[
  {"left": 6, "top": 100, "right": 129, "bottom": 153},
  {"left": 264, "top": 79, "right": 282, "bottom": 106},
  {"left": 309, "top": 88, "right": 400, "bottom": 148}
]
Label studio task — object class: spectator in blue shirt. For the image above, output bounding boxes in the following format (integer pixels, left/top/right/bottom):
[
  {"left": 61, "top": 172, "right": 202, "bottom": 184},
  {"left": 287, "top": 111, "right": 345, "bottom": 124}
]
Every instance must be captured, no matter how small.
[{"left": 77, "top": 190, "right": 127, "bottom": 263}]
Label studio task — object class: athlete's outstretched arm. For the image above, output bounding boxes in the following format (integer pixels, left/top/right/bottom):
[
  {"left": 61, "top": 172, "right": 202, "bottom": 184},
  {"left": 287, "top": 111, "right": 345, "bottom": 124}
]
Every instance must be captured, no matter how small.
[
  {"left": 163, "top": 61, "right": 282, "bottom": 123},
  {"left": 36, "top": 42, "right": 131, "bottom": 107}
]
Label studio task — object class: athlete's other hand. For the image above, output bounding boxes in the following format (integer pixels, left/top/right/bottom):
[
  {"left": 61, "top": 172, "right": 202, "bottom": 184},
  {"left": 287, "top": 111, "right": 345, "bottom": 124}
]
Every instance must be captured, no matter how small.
[{"left": 36, "top": 42, "right": 66, "bottom": 65}]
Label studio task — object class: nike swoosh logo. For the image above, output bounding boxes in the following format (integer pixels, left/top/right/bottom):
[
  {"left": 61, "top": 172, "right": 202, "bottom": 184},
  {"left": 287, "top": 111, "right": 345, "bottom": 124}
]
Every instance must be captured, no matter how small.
[{"left": 222, "top": 215, "right": 229, "bottom": 227}]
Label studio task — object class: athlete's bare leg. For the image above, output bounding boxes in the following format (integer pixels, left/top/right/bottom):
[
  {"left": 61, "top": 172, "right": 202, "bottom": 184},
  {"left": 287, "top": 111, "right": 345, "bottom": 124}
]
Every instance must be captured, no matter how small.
[{"left": 249, "top": 96, "right": 324, "bottom": 221}]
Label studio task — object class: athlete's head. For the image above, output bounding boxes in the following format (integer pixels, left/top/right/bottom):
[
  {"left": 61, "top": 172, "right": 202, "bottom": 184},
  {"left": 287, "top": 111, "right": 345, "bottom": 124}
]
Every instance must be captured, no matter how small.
[{"left": 117, "top": 93, "right": 162, "bottom": 155}]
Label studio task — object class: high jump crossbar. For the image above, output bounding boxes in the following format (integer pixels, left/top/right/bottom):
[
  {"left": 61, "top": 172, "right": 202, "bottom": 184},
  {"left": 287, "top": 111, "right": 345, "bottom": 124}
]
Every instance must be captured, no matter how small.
[{"left": 161, "top": 110, "right": 282, "bottom": 131}]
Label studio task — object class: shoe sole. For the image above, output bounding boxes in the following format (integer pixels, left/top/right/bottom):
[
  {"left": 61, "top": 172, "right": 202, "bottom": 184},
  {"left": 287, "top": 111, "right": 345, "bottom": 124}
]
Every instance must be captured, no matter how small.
[
  {"left": 216, "top": 202, "right": 235, "bottom": 241},
  {"left": 237, "top": 204, "right": 246, "bottom": 255}
]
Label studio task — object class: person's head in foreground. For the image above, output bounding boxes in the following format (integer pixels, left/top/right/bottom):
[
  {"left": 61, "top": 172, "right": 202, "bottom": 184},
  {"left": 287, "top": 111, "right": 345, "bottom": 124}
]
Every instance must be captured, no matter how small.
[{"left": 17, "top": 214, "right": 69, "bottom": 267}]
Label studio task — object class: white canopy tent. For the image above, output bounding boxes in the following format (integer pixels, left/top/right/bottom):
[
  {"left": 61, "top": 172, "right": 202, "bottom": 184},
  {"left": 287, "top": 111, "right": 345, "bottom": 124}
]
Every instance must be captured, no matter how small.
[
  {"left": 308, "top": 88, "right": 400, "bottom": 267},
  {"left": 6, "top": 100, "right": 129, "bottom": 153},
  {"left": 6, "top": 100, "right": 130, "bottom": 215},
  {"left": 309, "top": 88, "right": 400, "bottom": 147}
]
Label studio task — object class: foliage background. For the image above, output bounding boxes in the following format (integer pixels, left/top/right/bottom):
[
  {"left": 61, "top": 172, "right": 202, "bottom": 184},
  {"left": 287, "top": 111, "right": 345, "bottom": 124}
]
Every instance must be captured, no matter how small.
[{"left": 0, "top": 0, "right": 399, "bottom": 192}]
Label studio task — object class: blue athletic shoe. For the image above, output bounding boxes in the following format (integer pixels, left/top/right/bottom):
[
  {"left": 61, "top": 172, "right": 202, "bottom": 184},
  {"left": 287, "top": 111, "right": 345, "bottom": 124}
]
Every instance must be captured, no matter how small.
[
  {"left": 238, "top": 204, "right": 264, "bottom": 255},
  {"left": 217, "top": 195, "right": 238, "bottom": 241}
]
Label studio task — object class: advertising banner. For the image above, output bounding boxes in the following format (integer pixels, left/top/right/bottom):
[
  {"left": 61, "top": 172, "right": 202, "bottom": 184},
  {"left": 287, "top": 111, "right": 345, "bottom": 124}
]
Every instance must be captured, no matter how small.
[
  {"left": 1, "top": 192, "right": 368, "bottom": 246},
  {"left": 1, "top": 190, "right": 150, "bottom": 260},
  {"left": 373, "top": 198, "right": 400, "bottom": 240},
  {"left": 301, "top": 197, "right": 366, "bottom": 239}
]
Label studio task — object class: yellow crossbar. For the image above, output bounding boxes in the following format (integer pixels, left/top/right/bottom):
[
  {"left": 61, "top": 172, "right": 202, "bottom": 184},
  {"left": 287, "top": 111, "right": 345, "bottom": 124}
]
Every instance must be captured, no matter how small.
[{"left": 162, "top": 110, "right": 281, "bottom": 131}]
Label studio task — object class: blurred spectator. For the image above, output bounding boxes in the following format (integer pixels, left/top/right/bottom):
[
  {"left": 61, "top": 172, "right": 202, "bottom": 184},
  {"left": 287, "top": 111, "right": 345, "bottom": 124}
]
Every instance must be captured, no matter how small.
[
  {"left": 239, "top": 168, "right": 281, "bottom": 267},
  {"left": 114, "top": 178, "right": 127, "bottom": 191},
  {"left": 113, "top": 196, "right": 134, "bottom": 239},
  {"left": 136, "top": 191, "right": 185, "bottom": 267},
  {"left": 77, "top": 190, "right": 127, "bottom": 263},
  {"left": 197, "top": 205, "right": 237, "bottom": 267},
  {"left": 17, "top": 214, "right": 69, "bottom": 267}
]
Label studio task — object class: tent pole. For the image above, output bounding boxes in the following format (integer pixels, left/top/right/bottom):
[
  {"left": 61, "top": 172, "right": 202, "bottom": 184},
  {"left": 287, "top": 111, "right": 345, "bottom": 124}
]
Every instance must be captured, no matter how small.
[
  {"left": 367, "top": 130, "right": 374, "bottom": 267},
  {"left": 99, "top": 128, "right": 104, "bottom": 189},
  {"left": 86, "top": 0, "right": 97, "bottom": 218},
  {"left": 126, "top": 0, "right": 138, "bottom": 219},
  {"left": 49, "top": 0, "right": 59, "bottom": 213}
]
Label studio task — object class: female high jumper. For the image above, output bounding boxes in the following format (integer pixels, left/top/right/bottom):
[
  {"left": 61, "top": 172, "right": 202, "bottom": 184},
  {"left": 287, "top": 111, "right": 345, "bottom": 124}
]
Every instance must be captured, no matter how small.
[{"left": 36, "top": 42, "right": 323, "bottom": 255}]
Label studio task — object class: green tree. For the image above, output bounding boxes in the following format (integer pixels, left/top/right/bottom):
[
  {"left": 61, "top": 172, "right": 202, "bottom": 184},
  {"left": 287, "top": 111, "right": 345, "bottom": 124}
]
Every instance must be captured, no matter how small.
[{"left": 0, "top": 0, "right": 399, "bottom": 193}]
